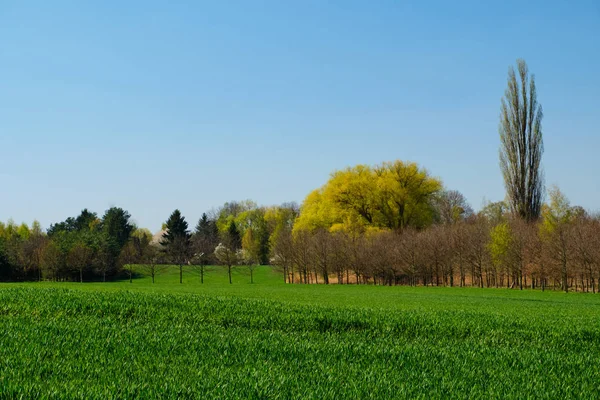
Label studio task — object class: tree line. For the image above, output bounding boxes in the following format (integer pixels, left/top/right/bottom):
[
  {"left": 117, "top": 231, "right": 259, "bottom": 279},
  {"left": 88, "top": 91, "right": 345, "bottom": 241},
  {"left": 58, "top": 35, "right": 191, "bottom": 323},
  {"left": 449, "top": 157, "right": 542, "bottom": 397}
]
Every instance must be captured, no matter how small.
[
  {"left": 273, "top": 186, "right": 600, "bottom": 292},
  {"left": 0, "top": 201, "right": 298, "bottom": 284},
  {"left": 1, "top": 183, "right": 597, "bottom": 292},
  {"left": 1, "top": 59, "right": 596, "bottom": 291}
]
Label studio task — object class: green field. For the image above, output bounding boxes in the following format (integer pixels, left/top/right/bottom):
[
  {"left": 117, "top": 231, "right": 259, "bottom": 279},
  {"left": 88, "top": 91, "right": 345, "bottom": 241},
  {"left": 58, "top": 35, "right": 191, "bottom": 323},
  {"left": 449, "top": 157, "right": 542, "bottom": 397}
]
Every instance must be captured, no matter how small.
[{"left": 1, "top": 266, "right": 599, "bottom": 399}]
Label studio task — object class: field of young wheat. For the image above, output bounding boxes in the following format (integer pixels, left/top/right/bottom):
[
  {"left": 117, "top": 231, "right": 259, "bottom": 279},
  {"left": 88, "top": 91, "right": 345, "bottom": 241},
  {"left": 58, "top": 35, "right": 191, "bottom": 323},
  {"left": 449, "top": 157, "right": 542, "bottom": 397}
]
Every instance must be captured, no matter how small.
[{"left": 1, "top": 267, "right": 599, "bottom": 399}]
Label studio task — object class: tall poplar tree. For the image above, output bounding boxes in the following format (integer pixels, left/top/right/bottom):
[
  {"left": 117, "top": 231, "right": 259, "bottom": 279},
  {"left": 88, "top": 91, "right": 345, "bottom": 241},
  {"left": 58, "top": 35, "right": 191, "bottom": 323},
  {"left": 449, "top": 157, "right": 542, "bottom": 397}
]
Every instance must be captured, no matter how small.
[{"left": 499, "top": 59, "right": 544, "bottom": 222}]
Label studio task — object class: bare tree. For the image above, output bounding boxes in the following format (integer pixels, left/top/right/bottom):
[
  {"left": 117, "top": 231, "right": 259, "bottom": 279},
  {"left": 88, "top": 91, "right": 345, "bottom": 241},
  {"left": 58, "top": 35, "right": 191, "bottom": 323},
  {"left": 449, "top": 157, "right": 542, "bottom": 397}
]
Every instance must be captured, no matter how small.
[
  {"left": 310, "top": 229, "right": 332, "bottom": 284},
  {"left": 293, "top": 230, "right": 312, "bottom": 284},
  {"left": 191, "top": 237, "right": 213, "bottom": 284},
  {"left": 271, "top": 226, "right": 295, "bottom": 283},
  {"left": 434, "top": 190, "right": 474, "bottom": 225},
  {"left": 465, "top": 216, "right": 490, "bottom": 288},
  {"left": 499, "top": 59, "right": 544, "bottom": 222},
  {"left": 119, "top": 237, "right": 145, "bottom": 284},
  {"left": 451, "top": 221, "right": 469, "bottom": 287},
  {"left": 422, "top": 226, "right": 452, "bottom": 286},
  {"left": 570, "top": 215, "right": 598, "bottom": 292},
  {"left": 395, "top": 229, "right": 422, "bottom": 286},
  {"left": 214, "top": 243, "right": 239, "bottom": 284},
  {"left": 139, "top": 243, "right": 166, "bottom": 283}
]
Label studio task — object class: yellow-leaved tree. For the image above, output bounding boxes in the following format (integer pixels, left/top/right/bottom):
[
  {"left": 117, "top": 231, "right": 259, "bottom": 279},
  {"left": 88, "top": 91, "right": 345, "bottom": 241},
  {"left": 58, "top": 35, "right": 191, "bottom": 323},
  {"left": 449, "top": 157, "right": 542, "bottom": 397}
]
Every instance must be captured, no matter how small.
[{"left": 294, "top": 160, "right": 442, "bottom": 234}]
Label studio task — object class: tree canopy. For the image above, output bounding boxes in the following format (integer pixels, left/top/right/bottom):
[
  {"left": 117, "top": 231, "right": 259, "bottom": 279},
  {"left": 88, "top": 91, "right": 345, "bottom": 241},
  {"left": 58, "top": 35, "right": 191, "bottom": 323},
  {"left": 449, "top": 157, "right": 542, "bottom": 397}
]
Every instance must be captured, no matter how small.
[{"left": 294, "top": 160, "right": 443, "bottom": 233}]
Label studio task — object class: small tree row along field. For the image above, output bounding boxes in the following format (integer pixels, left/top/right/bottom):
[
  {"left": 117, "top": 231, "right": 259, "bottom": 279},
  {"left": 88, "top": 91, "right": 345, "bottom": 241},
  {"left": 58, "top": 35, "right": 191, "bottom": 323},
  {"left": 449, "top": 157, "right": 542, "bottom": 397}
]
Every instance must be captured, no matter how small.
[{"left": 1, "top": 266, "right": 599, "bottom": 399}]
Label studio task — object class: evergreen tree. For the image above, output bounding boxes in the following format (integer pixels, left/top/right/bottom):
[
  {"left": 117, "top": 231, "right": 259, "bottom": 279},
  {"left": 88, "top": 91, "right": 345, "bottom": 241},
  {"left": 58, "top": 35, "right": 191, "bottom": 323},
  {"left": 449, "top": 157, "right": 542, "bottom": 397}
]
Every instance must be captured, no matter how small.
[
  {"left": 225, "top": 221, "right": 242, "bottom": 250},
  {"left": 74, "top": 209, "right": 98, "bottom": 231},
  {"left": 161, "top": 209, "right": 191, "bottom": 283},
  {"left": 194, "top": 213, "right": 219, "bottom": 244},
  {"left": 192, "top": 213, "right": 219, "bottom": 275},
  {"left": 195, "top": 213, "right": 211, "bottom": 236},
  {"left": 102, "top": 207, "right": 134, "bottom": 249}
]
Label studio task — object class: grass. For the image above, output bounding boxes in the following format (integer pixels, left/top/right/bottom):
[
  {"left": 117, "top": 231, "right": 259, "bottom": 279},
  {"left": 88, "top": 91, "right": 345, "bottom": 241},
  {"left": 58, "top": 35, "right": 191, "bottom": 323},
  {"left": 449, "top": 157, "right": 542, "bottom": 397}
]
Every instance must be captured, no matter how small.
[{"left": 1, "top": 266, "right": 600, "bottom": 398}]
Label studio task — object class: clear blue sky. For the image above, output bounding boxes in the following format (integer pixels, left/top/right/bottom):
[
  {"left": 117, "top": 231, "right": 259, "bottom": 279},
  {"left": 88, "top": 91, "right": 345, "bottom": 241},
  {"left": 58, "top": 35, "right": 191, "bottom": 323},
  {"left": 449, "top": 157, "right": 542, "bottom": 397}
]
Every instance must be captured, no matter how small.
[{"left": 1, "top": 0, "right": 599, "bottom": 232}]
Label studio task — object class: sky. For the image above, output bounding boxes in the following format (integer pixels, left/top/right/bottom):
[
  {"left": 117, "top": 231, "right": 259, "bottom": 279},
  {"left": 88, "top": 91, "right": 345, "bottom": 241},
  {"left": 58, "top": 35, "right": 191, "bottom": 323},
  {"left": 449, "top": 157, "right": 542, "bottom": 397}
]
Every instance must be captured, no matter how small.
[{"left": 1, "top": 0, "right": 599, "bottom": 232}]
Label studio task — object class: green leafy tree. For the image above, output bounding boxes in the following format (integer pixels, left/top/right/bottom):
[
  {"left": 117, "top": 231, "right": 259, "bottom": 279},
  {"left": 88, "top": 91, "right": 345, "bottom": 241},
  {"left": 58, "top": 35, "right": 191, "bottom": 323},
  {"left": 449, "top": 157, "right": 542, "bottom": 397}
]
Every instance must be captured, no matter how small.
[
  {"left": 541, "top": 186, "right": 574, "bottom": 292},
  {"left": 241, "top": 227, "right": 262, "bottom": 283},
  {"left": 488, "top": 222, "right": 512, "bottom": 288}
]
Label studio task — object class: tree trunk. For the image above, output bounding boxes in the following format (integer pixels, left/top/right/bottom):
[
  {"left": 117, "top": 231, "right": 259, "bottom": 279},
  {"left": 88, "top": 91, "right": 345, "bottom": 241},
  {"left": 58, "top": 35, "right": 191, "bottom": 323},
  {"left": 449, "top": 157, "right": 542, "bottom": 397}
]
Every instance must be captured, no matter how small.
[
  {"left": 179, "top": 264, "right": 183, "bottom": 284},
  {"left": 228, "top": 265, "right": 232, "bottom": 284}
]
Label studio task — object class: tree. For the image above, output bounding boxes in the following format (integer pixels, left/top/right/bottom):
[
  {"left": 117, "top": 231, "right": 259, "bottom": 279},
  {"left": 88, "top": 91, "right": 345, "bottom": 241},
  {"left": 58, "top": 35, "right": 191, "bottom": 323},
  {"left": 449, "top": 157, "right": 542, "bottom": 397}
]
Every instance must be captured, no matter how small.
[
  {"left": 119, "top": 237, "right": 143, "bottom": 284},
  {"left": 67, "top": 242, "right": 93, "bottom": 283},
  {"left": 488, "top": 222, "right": 512, "bottom": 288},
  {"left": 294, "top": 160, "right": 443, "bottom": 233},
  {"left": 161, "top": 210, "right": 192, "bottom": 284},
  {"left": 271, "top": 225, "right": 295, "bottom": 283},
  {"left": 265, "top": 203, "right": 299, "bottom": 282},
  {"left": 541, "top": 187, "right": 574, "bottom": 292},
  {"left": 374, "top": 161, "right": 442, "bottom": 230},
  {"left": 499, "top": 59, "right": 544, "bottom": 222},
  {"left": 310, "top": 229, "right": 333, "bottom": 284},
  {"left": 215, "top": 200, "right": 257, "bottom": 232},
  {"left": 74, "top": 209, "right": 99, "bottom": 231},
  {"left": 292, "top": 230, "right": 312, "bottom": 284},
  {"left": 138, "top": 243, "right": 166, "bottom": 284},
  {"left": 451, "top": 221, "right": 470, "bottom": 287},
  {"left": 216, "top": 221, "right": 242, "bottom": 284},
  {"left": 325, "top": 165, "right": 379, "bottom": 226},
  {"left": 571, "top": 215, "right": 599, "bottom": 292},
  {"left": 40, "top": 240, "right": 62, "bottom": 281},
  {"left": 214, "top": 243, "right": 238, "bottom": 284},
  {"left": 102, "top": 207, "right": 134, "bottom": 250},
  {"left": 465, "top": 216, "right": 490, "bottom": 288},
  {"left": 433, "top": 190, "right": 474, "bottom": 225},
  {"left": 195, "top": 213, "right": 219, "bottom": 243},
  {"left": 225, "top": 221, "right": 242, "bottom": 251},
  {"left": 0, "top": 239, "right": 11, "bottom": 281},
  {"left": 191, "top": 213, "right": 219, "bottom": 283},
  {"left": 19, "top": 221, "right": 47, "bottom": 281},
  {"left": 241, "top": 227, "right": 261, "bottom": 283},
  {"left": 95, "top": 234, "right": 117, "bottom": 282},
  {"left": 480, "top": 200, "right": 509, "bottom": 226}
]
